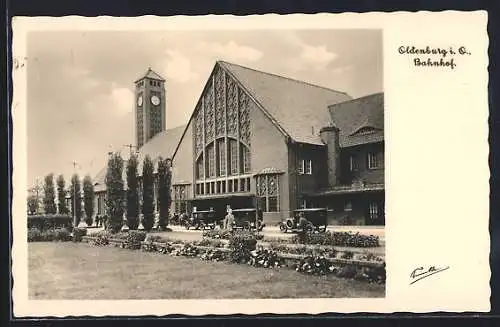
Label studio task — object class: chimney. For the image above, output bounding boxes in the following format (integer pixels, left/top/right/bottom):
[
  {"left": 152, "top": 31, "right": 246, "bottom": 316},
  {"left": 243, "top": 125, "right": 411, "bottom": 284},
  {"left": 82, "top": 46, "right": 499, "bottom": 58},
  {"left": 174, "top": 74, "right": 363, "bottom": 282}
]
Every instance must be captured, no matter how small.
[{"left": 320, "top": 124, "right": 341, "bottom": 187}]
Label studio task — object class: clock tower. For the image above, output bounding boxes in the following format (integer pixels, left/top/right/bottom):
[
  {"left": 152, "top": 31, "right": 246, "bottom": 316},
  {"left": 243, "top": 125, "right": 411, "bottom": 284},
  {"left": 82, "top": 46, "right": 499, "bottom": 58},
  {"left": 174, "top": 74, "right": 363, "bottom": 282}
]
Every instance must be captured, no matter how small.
[{"left": 134, "top": 67, "right": 166, "bottom": 149}]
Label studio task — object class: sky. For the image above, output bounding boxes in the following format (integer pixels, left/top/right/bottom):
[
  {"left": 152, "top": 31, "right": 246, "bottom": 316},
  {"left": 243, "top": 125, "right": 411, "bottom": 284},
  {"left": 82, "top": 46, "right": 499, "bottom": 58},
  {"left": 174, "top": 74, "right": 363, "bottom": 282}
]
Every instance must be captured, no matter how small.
[{"left": 26, "top": 29, "right": 382, "bottom": 189}]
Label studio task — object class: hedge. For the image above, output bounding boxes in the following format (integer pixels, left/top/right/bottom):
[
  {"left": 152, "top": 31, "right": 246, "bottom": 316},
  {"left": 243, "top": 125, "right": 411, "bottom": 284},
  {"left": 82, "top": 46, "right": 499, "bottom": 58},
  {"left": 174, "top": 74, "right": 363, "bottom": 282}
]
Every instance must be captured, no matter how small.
[
  {"left": 28, "top": 228, "right": 71, "bottom": 242},
  {"left": 28, "top": 214, "right": 73, "bottom": 231}
]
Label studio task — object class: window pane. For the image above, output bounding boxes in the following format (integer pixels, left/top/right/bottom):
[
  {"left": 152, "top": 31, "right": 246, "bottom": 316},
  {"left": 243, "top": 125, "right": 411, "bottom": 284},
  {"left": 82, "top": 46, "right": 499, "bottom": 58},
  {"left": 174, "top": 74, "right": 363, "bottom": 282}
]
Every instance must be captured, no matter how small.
[
  {"left": 196, "top": 156, "right": 204, "bottom": 179},
  {"left": 298, "top": 159, "right": 304, "bottom": 174},
  {"left": 222, "top": 181, "right": 226, "bottom": 193},
  {"left": 369, "top": 202, "right": 379, "bottom": 219},
  {"left": 229, "top": 139, "right": 238, "bottom": 175},
  {"left": 234, "top": 179, "right": 239, "bottom": 192},
  {"left": 307, "top": 160, "right": 312, "bottom": 174},
  {"left": 228, "top": 180, "right": 233, "bottom": 193},
  {"left": 241, "top": 146, "right": 251, "bottom": 173},
  {"left": 207, "top": 144, "right": 215, "bottom": 177},
  {"left": 240, "top": 178, "right": 245, "bottom": 192},
  {"left": 246, "top": 177, "right": 251, "bottom": 192},
  {"left": 268, "top": 196, "right": 278, "bottom": 212},
  {"left": 217, "top": 140, "right": 226, "bottom": 176},
  {"left": 268, "top": 175, "right": 278, "bottom": 196}
]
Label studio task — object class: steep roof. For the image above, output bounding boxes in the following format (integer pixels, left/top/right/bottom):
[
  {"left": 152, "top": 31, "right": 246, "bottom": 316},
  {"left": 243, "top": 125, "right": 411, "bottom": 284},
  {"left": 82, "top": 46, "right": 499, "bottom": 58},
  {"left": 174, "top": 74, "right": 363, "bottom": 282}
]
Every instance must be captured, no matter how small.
[
  {"left": 93, "top": 125, "right": 185, "bottom": 192},
  {"left": 134, "top": 67, "right": 166, "bottom": 83},
  {"left": 219, "top": 61, "right": 352, "bottom": 145},
  {"left": 328, "top": 92, "right": 384, "bottom": 147}
]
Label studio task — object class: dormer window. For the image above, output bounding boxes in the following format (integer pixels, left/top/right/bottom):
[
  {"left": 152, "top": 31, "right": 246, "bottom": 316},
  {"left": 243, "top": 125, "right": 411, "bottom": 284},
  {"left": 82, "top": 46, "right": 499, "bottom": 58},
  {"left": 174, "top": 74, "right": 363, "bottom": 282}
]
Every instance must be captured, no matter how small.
[{"left": 350, "top": 126, "right": 381, "bottom": 136}]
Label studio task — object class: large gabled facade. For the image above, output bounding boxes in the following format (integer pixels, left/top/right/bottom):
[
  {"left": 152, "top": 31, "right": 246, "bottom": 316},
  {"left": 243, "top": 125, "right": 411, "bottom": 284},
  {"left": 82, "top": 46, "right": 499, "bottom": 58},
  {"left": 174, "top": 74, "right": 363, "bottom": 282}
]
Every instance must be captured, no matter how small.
[{"left": 93, "top": 61, "right": 385, "bottom": 226}]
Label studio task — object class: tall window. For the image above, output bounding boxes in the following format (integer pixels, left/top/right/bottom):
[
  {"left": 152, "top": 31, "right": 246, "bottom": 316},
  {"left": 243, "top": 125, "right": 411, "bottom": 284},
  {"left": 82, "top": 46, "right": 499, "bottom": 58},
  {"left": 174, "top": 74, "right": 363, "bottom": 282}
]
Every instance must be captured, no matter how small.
[
  {"left": 256, "top": 174, "right": 280, "bottom": 212},
  {"left": 173, "top": 185, "right": 189, "bottom": 214},
  {"left": 349, "top": 155, "right": 359, "bottom": 171},
  {"left": 298, "top": 159, "right": 305, "bottom": 174},
  {"left": 368, "top": 152, "right": 380, "bottom": 169},
  {"left": 196, "top": 156, "right": 204, "bottom": 180},
  {"left": 229, "top": 139, "right": 238, "bottom": 175},
  {"left": 207, "top": 143, "right": 215, "bottom": 177},
  {"left": 369, "top": 201, "right": 379, "bottom": 220},
  {"left": 241, "top": 146, "right": 251, "bottom": 173},
  {"left": 217, "top": 139, "right": 226, "bottom": 176},
  {"left": 305, "top": 159, "right": 312, "bottom": 175}
]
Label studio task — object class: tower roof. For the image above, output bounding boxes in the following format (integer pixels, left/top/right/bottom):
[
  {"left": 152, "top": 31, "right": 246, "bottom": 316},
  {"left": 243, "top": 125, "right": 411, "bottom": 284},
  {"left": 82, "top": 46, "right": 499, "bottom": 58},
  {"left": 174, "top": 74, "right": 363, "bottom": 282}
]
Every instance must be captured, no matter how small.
[{"left": 134, "top": 67, "right": 166, "bottom": 83}]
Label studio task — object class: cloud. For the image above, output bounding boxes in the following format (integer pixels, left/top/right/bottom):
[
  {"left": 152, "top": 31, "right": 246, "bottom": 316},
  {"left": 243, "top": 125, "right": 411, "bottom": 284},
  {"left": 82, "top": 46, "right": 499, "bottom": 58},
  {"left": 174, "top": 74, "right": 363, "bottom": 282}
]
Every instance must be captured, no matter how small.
[
  {"left": 162, "top": 49, "right": 199, "bottom": 83},
  {"left": 279, "top": 32, "right": 338, "bottom": 71},
  {"left": 197, "top": 41, "right": 263, "bottom": 62},
  {"left": 299, "top": 45, "right": 338, "bottom": 69}
]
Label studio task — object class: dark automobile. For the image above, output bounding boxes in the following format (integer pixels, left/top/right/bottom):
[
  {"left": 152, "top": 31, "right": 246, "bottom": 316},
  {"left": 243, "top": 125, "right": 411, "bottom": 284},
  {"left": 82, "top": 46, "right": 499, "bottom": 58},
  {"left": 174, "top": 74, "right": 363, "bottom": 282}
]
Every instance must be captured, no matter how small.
[
  {"left": 231, "top": 208, "right": 265, "bottom": 231},
  {"left": 279, "top": 208, "right": 328, "bottom": 233},
  {"left": 183, "top": 209, "right": 219, "bottom": 230}
]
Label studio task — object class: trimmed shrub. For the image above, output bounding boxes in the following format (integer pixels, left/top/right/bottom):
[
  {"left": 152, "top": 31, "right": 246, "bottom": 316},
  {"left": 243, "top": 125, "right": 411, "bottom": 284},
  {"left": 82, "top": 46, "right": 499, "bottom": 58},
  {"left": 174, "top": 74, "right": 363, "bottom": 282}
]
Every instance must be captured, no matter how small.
[
  {"left": 91, "top": 230, "right": 111, "bottom": 246},
  {"left": 72, "top": 227, "right": 87, "bottom": 242},
  {"left": 228, "top": 232, "right": 258, "bottom": 264},
  {"left": 119, "top": 230, "right": 147, "bottom": 250},
  {"left": 28, "top": 228, "right": 71, "bottom": 242},
  {"left": 28, "top": 214, "right": 73, "bottom": 231}
]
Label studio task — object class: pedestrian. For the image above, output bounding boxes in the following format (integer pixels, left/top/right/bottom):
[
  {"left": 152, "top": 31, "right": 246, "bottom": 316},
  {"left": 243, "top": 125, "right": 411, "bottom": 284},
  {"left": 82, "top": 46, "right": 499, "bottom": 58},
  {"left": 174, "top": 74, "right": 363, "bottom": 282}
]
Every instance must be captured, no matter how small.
[
  {"left": 225, "top": 208, "right": 235, "bottom": 232},
  {"left": 298, "top": 212, "right": 308, "bottom": 232},
  {"left": 95, "top": 215, "right": 100, "bottom": 227}
]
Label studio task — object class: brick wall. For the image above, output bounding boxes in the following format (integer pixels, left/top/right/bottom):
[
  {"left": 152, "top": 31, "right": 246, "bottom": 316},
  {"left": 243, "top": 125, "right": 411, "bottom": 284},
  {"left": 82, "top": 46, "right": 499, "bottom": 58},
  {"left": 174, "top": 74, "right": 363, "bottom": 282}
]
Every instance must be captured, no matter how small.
[{"left": 339, "top": 142, "right": 384, "bottom": 185}]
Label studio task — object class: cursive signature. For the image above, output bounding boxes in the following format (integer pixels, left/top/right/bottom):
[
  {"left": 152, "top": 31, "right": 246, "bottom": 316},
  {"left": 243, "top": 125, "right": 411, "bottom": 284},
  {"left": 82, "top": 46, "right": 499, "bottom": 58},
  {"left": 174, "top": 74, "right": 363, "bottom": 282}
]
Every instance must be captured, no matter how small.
[{"left": 410, "top": 266, "right": 449, "bottom": 285}]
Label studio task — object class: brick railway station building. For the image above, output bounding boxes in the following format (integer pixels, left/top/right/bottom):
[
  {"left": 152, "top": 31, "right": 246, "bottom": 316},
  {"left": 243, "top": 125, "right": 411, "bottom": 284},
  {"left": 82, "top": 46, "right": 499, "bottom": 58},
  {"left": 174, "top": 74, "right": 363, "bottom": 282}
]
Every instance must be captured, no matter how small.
[{"left": 93, "top": 61, "right": 385, "bottom": 226}]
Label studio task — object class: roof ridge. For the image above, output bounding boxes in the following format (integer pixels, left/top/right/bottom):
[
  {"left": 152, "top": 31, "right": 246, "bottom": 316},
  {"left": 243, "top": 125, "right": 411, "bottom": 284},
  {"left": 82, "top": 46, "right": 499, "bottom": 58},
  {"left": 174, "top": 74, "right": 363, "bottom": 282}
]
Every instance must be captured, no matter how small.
[
  {"left": 328, "top": 92, "right": 384, "bottom": 108},
  {"left": 218, "top": 60, "right": 350, "bottom": 96}
]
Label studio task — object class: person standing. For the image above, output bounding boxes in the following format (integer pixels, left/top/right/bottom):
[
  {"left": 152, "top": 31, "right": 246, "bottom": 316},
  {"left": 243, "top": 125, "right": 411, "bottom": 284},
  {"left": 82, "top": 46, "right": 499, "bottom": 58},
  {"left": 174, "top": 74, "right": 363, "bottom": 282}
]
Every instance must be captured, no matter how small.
[{"left": 225, "top": 208, "right": 235, "bottom": 231}]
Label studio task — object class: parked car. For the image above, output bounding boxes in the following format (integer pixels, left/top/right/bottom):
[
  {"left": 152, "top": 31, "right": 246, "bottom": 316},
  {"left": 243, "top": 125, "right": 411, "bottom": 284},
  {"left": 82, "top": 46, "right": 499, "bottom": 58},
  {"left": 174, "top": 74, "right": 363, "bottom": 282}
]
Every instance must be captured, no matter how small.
[
  {"left": 183, "top": 209, "right": 219, "bottom": 230},
  {"left": 279, "top": 208, "right": 328, "bottom": 233},
  {"left": 231, "top": 208, "right": 265, "bottom": 231}
]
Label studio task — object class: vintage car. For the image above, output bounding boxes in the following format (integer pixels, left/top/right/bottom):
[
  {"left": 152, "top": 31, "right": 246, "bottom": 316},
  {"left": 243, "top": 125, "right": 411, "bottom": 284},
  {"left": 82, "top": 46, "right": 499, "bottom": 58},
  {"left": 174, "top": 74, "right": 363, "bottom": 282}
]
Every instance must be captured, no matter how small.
[
  {"left": 183, "top": 209, "right": 219, "bottom": 230},
  {"left": 279, "top": 208, "right": 328, "bottom": 233},
  {"left": 231, "top": 208, "right": 265, "bottom": 231}
]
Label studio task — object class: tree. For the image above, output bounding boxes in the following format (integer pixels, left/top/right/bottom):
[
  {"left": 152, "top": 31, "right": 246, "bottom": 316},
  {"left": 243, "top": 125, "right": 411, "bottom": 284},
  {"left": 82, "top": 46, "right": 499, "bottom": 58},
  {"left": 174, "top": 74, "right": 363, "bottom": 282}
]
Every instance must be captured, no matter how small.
[
  {"left": 70, "top": 174, "right": 83, "bottom": 226},
  {"left": 105, "top": 152, "right": 125, "bottom": 233},
  {"left": 157, "top": 157, "right": 172, "bottom": 230},
  {"left": 56, "top": 174, "right": 69, "bottom": 214},
  {"left": 27, "top": 194, "right": 39, "bottom": 215},
  {"left": 141, "top": 155, "right": 155, "bottom": 231},
  {"left": 126, "top": 153, "right": 139, "bottom": 229},
  {"left": 43, "top": 173, "right": 57, "bottom": 214},
  {"left": 83, "top": 175, "right": 94, "bottom": 226}
]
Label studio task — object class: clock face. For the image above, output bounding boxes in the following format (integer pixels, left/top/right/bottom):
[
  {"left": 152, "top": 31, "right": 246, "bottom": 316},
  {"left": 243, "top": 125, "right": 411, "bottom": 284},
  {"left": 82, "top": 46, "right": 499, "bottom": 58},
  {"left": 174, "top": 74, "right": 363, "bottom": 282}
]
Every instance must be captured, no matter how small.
[
  {"left": 151, "top": 95, "right": 160, "bottom": 106},
  {"left": 137, "top": 96, "right": 143, "bottom": 106}
]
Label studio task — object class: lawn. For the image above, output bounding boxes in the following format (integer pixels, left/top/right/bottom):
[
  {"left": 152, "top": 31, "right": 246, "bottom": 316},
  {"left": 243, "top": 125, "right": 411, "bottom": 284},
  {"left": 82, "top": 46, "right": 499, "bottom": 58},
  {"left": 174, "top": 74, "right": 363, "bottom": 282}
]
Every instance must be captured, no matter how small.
[{"left": 29, "top": 242, "right": 385, "bottom": 299}]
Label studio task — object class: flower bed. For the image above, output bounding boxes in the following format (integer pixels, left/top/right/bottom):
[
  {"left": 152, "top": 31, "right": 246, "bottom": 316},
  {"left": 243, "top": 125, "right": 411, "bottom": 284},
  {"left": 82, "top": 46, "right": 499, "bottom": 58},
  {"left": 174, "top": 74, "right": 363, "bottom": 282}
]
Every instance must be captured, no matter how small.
[
  {"left": 81, "top": 233, "right": 385, "bottom": 284},
  {"left": 202, "top": 229, "right": 264, "bottom": 240},
  {"left": 288, "top": 231, "right": 380, "bottom": 248}
]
